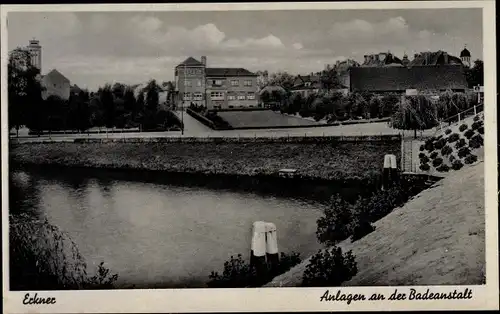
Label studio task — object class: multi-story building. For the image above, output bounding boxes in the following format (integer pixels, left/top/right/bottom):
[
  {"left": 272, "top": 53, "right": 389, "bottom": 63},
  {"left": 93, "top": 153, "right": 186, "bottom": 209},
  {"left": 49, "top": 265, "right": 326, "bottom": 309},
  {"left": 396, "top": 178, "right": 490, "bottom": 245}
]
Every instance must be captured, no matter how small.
[{"left": 174, "top": 56, "right": 258, "bottom": 110}]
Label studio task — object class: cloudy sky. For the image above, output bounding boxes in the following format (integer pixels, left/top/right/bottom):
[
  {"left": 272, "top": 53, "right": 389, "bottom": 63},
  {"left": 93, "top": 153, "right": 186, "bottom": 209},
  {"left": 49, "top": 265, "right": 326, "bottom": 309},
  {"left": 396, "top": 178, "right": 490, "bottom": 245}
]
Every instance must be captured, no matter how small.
[{"left": 8, "top": 8, "right": 482, "bottom": 90}]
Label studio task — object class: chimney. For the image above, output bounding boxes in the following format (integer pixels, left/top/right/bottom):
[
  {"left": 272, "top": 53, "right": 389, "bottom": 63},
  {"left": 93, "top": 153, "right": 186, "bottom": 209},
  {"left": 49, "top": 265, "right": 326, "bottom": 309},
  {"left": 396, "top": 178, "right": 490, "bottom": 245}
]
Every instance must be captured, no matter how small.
[
  {"left": 374, "top": 54, "right": 379, "bottom": 62},
  {"left": 443, "top": 52, "right": 448, "bottom": 64},
  {"left": 201, "top": 56, "right": 207, "bottom": 66}
]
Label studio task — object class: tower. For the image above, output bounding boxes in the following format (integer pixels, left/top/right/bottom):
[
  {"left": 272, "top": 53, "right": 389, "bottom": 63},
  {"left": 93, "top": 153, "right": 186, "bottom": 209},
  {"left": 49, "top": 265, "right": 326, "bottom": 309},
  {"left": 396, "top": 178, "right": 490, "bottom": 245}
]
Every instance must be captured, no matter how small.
[
  {"left": 28, "top": 38, "right": 42, "bottom": 72},
  {"left": 460, "top": 45, "right": 471, "bottom": 68}
]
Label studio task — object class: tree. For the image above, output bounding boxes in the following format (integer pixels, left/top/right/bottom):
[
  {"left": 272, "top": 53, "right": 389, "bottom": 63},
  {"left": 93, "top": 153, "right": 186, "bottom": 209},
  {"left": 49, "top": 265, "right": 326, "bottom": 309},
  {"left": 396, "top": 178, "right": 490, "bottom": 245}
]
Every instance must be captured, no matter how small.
[
  {"left": 260, "top": 90, "right": 271, "bottom": 106},
  {"left": 256, "top": 70, "right": 269, "bottom": 89},
  {"left": 391, "top": 95, "right": 438, "bottom": 138},
  {"left": 8, "top": 48, "right": 44, "bottom": 136},
  {"left": 316, "top": 195, "right": 353, "bottom": 246},
  {"left": 111, "top": 83, "right": 126, "bottom": 99},
  {"left": 269, "top": 71, "right": 295, "bottom": 91},
  {"left": 320, "top": 65, "right": 340, "bottom": 93},
  {"left": 99, "top": 85, "right": 115, "bottom": 128},
  {"left": 144, "top": 79, "right": 160, "bottom": 113},
  {"left": 465, "top": 59, "right": 484, "bottom": 88},
  {"left": 67, "top": 91, "right": 91, "bottom": 132}
]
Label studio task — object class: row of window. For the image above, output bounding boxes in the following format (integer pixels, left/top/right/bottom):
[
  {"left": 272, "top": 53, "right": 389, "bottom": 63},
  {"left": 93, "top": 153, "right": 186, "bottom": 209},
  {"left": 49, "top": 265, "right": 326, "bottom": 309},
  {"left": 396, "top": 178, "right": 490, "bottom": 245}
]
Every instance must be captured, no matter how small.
[
  {"left": 183, "top": 79, "right": 253, "bottom": 87},
  {"left": 183, "top": 92, "right": 255, "bottom": 101}
]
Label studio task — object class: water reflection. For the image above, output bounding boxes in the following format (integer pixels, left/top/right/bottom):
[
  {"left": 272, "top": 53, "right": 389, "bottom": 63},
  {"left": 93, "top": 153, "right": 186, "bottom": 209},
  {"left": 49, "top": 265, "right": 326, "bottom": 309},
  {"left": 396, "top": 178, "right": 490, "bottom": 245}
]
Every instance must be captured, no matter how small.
[{"left": 10, "top": 167, "right": 325, "bottom": 288}]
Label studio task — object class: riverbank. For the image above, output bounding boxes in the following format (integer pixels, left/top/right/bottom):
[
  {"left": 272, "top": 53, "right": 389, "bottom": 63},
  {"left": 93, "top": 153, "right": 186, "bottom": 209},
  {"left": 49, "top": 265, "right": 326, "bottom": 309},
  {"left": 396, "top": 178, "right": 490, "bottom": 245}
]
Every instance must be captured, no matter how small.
[
  {"left": 9, "top": 139, "right": 401, "bottom": 183},
  {"left": 266, "top": 161, "right": 485, "bottom": 287}
]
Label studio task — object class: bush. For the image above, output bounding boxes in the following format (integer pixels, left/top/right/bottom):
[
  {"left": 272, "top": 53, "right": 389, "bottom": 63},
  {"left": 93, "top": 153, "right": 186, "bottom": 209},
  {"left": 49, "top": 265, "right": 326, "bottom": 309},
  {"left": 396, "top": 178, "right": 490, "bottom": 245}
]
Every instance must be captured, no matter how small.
[
  {"left": 473, "top": 115, "right": 481, "bottom": 121},
  {"left": 420, "top": 154, "right": 430, "bottom": 164},
  {"left": 478, "top": 126, "right": 484, "bottom": 134},
  {"left": 471, "top": 121, "right": 483, "bottom": 130},
  {"left": 418, "top": 152, "right": 426, "bottom": 159},
  {"left": 452, "top": 160, "right": 464, "bottom": 170},
  {"left": 430, "top": 151, "right": 439, "bottom": 159},
  {"left": 444, "top": 129, "right": 452, "bottom": 135},
  {"left": 441, "top": 145, "right": 453, "bottom": 156},
  {"left": 316, "top": 195, "right": 353, "bottom": 246},
  {"left": 449, "top": 155, "right": 456, "bottom": 163},
  {"left": 455, "top": 138, "right": 467, "bottom": 149},
  {"left": 302, "top": 247, "right": 357, "bottom": 287},
  {"left": 424, "top": 139, "right": 434, "bottom": 152},
  {"left": 10, "top": 215, "right": 118, "bottom": 290},
  {"left": 447, "top": 133, "right": 460, "bottom": 143},
  {"left": 459, "top": 124, "right": 468, "bottom": 132},
  {"left": 469, "top": 134, "right": 484, "bottom": 149},
  {"left": 207, "top": 254, "right": 255, "bottom": 288},
  {"left": 464, "top": 154, "right": 478, "bottom": 164},
  {"left": 458, "top": 147, "right": 471, "bottom": 158},
  {"left": 436, "top": 164, "right": 450, "bottom": 172},
  {"left": 464, "top": 129, "right": 475, "bottom": 139},
  {"left": 419, "top": 145, "right": 425, "bottom": 151},
  {"left": 432, "top": 157, "right": 443, "bottom": 167},
  {"left": 420, "top": 163, "right": 430, "bottom": 171},
  {"left": 434, "top": 138, "right": 447, "bottom": 150}
]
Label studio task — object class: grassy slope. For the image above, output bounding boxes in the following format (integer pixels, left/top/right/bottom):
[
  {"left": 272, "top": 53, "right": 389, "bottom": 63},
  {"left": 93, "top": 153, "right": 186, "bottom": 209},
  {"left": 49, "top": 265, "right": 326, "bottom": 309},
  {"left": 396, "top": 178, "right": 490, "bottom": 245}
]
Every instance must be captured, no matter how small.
[
  {"left": 10, "top": 141, "right": 400, "bottom": 180},
  {"left": 266, "top": 161, "right": 485, "bottom": 287}
]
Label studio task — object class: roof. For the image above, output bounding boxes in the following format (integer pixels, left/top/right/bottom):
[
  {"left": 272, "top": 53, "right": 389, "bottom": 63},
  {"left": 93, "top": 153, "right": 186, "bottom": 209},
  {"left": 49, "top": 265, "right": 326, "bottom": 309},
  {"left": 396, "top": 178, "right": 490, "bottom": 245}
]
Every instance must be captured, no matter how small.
[
  {"left": 70, "top": 84, "right": 82, "bottom": 94},
  {"left": 460, "top": 47, "right": 471, "bottom": 57},
  {"left": 176, "top": 57, "right": 204, "bottom": 68},
  {"left": 349, "top": 65, "right": 468, "bottom": 92},
  {"left": 44, "top": 69, "right": 70, "bottom": 83},
  {"left": 205, "top": 67, "right": 257, "bottom": 77},
  {"left": 409, "top": 51, "right": 462, "bottom": 66},
  {"left": 259, "top": 84, "right": 286, "bottom": 94},
  {"left": 362, "top": 53, "right": 402, "bottom": 67},
  {"left": 291, "top": 74, "right": 322, "bottom": 90}
]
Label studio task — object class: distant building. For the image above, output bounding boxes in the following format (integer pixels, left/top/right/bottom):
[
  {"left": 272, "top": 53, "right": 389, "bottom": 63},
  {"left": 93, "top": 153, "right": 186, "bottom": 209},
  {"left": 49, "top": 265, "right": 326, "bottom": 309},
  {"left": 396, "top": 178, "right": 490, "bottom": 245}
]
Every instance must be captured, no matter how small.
[
  {"left": 347, "top": 65, "right": 468, "bottom": 95},
  {"left": 290, "top": 74, "right": 321, "bottom": 98},
  {"left": 27, "top": 39, "right": 71, "bottom": 100},
  {"left": 362, "top": 52, "right": 403, "bottom": 67},
  {"left": 174, "top": 56, "right": 258, "bottom": 110},
  {"left": 409, "top": 50, "right": 463, "bottom": 67},
  {"left": 460, "top": 46, "right": 472, "bottom": 68}
]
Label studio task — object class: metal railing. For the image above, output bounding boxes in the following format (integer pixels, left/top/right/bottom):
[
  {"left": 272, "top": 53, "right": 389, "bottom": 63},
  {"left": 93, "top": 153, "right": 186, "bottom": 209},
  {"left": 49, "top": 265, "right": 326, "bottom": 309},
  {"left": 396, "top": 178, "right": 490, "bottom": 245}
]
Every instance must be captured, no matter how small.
[{"left": 434, "top": 103, "right": 484, "bottom": 134}]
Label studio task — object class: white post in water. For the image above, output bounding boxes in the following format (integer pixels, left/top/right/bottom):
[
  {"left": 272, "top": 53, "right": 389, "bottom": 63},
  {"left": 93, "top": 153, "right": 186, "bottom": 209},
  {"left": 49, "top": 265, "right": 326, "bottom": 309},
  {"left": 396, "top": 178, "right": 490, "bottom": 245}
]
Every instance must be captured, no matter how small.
[
  {"left": 250, "top": 221, "right": 267, "bottom": 278},
  {"left": 265, "top": 222, "right": 279, "bottom": 273}
]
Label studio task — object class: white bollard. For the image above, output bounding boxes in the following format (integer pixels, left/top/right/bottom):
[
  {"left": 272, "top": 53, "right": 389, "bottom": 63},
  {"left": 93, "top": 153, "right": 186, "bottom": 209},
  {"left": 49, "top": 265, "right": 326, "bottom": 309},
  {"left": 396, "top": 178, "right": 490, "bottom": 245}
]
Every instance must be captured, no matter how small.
[{"left": 251, "top": 221, "right": 267, "bottom": 261}]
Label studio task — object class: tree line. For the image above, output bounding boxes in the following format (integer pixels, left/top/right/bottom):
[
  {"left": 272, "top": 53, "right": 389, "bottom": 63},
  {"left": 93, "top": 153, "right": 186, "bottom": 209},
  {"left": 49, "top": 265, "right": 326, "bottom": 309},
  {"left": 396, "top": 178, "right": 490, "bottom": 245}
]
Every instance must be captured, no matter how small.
[{"left": 8, "top": 48, "right": 180, "bottom": 136}]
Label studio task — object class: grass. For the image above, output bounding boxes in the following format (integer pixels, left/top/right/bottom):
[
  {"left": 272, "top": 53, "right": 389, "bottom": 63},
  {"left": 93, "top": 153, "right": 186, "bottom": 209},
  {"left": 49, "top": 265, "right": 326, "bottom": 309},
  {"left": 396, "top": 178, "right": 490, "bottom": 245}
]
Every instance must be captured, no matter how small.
[
  {"left": 217, "top": 111, "right": 320, "bottom": 128},
  {"left": 265, "top": 161, "right": 485, "bottom": 286},
  {"left": 10, "top": 140, "right": 400, "bottom": 181}
]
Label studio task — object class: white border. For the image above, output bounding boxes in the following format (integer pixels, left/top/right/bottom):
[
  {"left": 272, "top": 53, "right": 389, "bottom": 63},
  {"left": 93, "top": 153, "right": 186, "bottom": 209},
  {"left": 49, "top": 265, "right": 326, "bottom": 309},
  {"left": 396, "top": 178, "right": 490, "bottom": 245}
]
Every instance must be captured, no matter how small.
[{"left": 1, "top": 1, "right": 498, "bottom": 312}]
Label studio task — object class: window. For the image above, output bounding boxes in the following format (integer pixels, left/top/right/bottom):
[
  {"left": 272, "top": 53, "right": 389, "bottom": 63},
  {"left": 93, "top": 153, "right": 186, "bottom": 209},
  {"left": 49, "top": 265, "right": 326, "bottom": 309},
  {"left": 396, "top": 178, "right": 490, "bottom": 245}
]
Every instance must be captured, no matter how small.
[
  {"left": 193, "top": 93, "right": 203, "bottom": 100},
  {"left": 228, "top": 95, "right": 236, "bottom": 100},
  {"left": 212, "top": 79, "right": 223, "bottom": 86},
  {"left": 305, "top": 82, "right": 311, "bottom": 87},
  {"left": 210, "top": 91, "right": 224, "bottom": 100},
  {"left": 231, "top": 80, "right": 239, "bottom": 86},
  {"left": 247, "top": 93, "right": 255, "bottom": 100},
  {"left": 184, "top": 80, "right": 192, "bottom": 87},
  {"left": 183, "top": 92, "right": 191, "bottom": 100},
  {"left": 244, "top": 80, "right": 252, "bottom": 86},
  {"left": 237, "top": 95, "right": 246, "bottom": 100}
]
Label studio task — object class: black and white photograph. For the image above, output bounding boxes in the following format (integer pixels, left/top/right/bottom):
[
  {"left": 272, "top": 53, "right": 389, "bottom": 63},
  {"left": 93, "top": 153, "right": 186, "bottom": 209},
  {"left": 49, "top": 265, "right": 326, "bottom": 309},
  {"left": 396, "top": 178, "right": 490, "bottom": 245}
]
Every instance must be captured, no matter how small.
[{"left": 2, "top": 1, "right": 498, "bottom": 312}]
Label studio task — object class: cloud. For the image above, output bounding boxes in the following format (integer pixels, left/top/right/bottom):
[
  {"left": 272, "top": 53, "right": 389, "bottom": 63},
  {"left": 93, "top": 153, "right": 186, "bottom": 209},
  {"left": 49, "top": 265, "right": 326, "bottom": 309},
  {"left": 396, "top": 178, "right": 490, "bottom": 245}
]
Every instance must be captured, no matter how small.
[{"left": 293, "top": 42, "right": 304, "bottom": 50}]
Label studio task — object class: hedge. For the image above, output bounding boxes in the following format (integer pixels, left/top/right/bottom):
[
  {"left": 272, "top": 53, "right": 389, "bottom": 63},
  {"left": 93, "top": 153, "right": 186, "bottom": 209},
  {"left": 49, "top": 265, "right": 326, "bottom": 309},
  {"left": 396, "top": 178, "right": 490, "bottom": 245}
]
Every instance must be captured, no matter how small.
[
  {"left": 430, "top": 151, "right": 439, "bottom": 159},
  {"left": 449, "top": 155, "right": 456, "bottom": 163},
  {"left": 469, "top": 134, "right": 483, "bottom": 149},
  {"left": 471, "top": 121, "right": 483, "bottom": 130},
  {"left": 445, "top": 129, "right": 452, "bottom": 135},
  {"left": 434, "top": 138, "right": 447, "bottom": 150},
  {"left": 455, "top": 138, "right": 467, "bottom": 149},
  {"left": 459, "top": 124, "right": 468, "bottom": 132},
  {"left": 458, "top": 147, "right": 471, "bottom": 158},
  {"left": 464, "top": 154, "right": 478, "bottom": 164},
  {"left": 436, "top": 164, "right": 450, "bottom": 172},
  {"left": 452, "top": 160, "right": 464, "bottom": 170},
  {"left": 441, "top": 145, "right": 453, "bottom": 156},
  {"left": 464, "top": 129, "right": 475, "bottom": 139},
  {"left": 420, "top": 163, "right": 430, "bottom": 171},
  {"left": 432, "top": 157, "right": 443, "bottom": 167},
  {"left": 447, "top": 133, "right": 460, "bottom": 143},
  {"left": 478, "top": 126, "right": 484, "bottom": 134}
]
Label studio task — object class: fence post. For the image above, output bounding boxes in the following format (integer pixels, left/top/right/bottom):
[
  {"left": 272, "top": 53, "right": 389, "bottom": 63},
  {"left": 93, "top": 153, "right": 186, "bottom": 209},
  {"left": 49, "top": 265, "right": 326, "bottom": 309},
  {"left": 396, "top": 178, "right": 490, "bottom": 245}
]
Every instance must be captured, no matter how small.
[
  {"left": 458, "top": 113, "right": 461, "bottom": 122},
  {"left": 474, "top": 105, "right": 477, "bottom": 115}
]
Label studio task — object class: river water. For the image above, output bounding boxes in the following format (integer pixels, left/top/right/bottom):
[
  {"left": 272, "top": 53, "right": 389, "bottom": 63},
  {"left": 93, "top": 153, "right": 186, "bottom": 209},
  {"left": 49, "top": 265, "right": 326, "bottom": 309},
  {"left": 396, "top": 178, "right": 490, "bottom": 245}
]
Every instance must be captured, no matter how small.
[{"left": 10, "top": 168, "right": 325, "bottom": 288}]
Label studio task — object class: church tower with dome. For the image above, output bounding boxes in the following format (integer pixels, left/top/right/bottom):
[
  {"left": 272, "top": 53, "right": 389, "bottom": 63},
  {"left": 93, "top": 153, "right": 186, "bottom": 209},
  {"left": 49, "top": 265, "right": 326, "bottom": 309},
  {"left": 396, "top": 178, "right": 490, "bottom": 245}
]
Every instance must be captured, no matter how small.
[{"left": 460, "top": 45, "right": 471, "bottom": 68}]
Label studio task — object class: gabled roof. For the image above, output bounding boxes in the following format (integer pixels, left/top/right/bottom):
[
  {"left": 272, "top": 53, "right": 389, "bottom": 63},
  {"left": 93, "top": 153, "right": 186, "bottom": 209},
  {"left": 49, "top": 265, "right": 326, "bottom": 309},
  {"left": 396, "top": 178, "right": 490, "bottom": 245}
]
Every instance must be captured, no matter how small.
[
  {"left": 44, "top": 69, "right": 70, "bottom": 83},
  {"left": 409, "top": 51, "right": 462, "bottom": 66},
  {"left": 205, "top": 67, "right": 257, "bottom": 77},
  {"left": 292, "top": 74, "right": 321, "bottom": 90},
  {"left": 176, "top": 57, "right": 204, "bottom": 68},
  {"left": 349, "top": 65, "right": 468, "bottom": 92}
]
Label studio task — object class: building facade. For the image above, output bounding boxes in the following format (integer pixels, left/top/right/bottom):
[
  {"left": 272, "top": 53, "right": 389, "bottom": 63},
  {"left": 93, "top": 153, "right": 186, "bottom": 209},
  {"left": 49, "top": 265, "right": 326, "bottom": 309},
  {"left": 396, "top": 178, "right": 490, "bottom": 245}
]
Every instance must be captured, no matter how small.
[
  {"left": 174, "top": 56, "right": 258, "bottom": 110},
  {"left": 290, "top": 74, "right": 321, "bottom": 98}
]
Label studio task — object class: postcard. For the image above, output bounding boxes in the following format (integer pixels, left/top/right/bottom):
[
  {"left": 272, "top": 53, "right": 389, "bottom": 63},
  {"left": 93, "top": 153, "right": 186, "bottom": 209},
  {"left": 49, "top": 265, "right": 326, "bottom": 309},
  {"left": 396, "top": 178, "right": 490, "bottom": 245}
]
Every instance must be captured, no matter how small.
[{"left": 2, "top": 1, "right": 498, "bottom": 312}]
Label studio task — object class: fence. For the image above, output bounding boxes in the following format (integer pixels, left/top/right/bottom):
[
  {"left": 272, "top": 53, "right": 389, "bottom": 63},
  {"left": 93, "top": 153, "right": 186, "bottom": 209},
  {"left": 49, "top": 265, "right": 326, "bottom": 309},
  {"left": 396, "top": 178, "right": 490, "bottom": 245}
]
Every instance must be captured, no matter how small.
[{"left": 434, "top": 103, "right": 484, "bottom": 134}]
